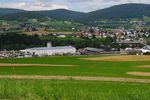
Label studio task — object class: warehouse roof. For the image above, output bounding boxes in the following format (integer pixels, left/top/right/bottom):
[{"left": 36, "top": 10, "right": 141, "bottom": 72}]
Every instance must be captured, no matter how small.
[
  {"left": 142, "top": 45, "right": 150, "bottom": 50},
  {"left": 26, "top": 46, "right": 75, "bottom": 51},
  {"left": 84, "top": 47, "right": 104, "bottom": 52}
]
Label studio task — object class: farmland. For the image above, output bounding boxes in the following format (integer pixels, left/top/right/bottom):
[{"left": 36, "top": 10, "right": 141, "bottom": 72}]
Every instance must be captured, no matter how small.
[
  {"left": 23, "top": 31, "right": 73, "bottom": 35},
  {"left": 1, "top": 55, "right": 150, "bottom": 78},
  {"left": 0, "top": 55, "right": 150, "bottom": 99}
]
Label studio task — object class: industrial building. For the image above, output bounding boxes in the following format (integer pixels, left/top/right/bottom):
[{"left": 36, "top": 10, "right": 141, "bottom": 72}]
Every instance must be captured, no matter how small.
[{"left": 23, "top": 42, "right": 76, "bottom": 56}]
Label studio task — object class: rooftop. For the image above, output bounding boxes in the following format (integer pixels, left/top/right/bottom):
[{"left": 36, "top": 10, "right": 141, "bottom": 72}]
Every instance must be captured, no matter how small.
[{"left": 26, "top": 46, "right": 75, "bottom": 51}]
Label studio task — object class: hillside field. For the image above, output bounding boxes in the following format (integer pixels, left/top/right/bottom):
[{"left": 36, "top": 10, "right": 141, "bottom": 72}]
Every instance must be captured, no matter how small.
[
  {"left": 23, "top": 31, "right": 73, "bottom": 35},
  {"left": 0, "top": 55, "right": 150, "bottom": 99}
]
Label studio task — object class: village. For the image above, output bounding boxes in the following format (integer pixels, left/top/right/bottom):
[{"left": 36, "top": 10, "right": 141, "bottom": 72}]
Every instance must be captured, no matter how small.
[
  {"left": 0, "top": 18, "right": 150, "bottom": 59},
  {"left": 1, "top": 26, "right": 150, "bottom": 58}
]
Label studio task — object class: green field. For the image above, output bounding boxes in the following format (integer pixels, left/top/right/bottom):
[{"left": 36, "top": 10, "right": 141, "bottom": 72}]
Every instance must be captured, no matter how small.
[
  {"left": 0, "top": 79, "right": 150, "bottom": 100},
  {"left": 0, "top": 55, "right": 150, "bottom": 99},
  {"left": 0, "top": 56, "right": 150, "bottom": 78}
]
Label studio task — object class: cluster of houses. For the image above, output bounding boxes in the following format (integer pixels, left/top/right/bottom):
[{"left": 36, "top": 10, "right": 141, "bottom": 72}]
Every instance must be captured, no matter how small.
[
  {"left": 26, "top": 31, "right": 68, "bottom": 37},
  {"left": 130, "top": 21, "right": 146, "bottom": 27},
  {"left": 73, "top": 27, "right": 150, "bottom": 41}
]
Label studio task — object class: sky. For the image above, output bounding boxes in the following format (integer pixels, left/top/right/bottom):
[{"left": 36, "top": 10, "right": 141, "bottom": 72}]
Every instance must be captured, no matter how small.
[{"left": 0, "top": 0, "right": 149, "bottom": 12}]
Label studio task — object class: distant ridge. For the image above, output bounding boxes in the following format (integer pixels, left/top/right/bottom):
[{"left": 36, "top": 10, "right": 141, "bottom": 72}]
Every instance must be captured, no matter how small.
[
  {"left": 0, "top": 9, "right": 85, "bottom": 21},
  {"left": 1, "top": 3, "right": 150, "bottom": 23},
  {"left": 85, "top": 3, "right": 150, "bottom": 21},
  {"left": 0, "top": 8, "right": 25, "bottom": 16}
]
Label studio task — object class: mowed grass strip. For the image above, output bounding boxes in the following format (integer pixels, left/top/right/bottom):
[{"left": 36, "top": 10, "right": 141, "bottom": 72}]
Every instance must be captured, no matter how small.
[
  {"left": 81, "top": 55, "right": 150, "bottom": 62},
  {"left": 127, "top": 72, "right": 150, "bottom": 76},
  {"left": 1, "top": 75, "right": 150, "bottom": 83},
  {"left": 0, "top": 63, "right": 76, "bottom": 67},
  {"left": 126, "top": 64, "right": 150, "bottom": 76},
  {"left": 136, "top": 65, "right": 150, "bottom": 68}
]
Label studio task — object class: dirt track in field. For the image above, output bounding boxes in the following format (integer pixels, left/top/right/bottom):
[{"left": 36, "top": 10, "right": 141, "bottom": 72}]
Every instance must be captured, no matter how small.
[
  {"left": 81, "top": 55, "right": 150, "bottom": 62},
  {"left": 136, "top": 65, "right": 150, "bottom": 68},
  {"left": 0, "top": 63, "right": 76, "bottom": 67},
  {"left": 127, "top": 72, "right": 150, "bottom": 76},
  {"left": 1, "top": 75, "right": 150, "bottom": 83}
]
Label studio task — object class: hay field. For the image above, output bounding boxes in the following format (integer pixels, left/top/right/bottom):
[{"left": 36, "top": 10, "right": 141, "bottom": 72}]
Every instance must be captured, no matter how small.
[
  {"left": 23, "top": 31, "right": 73, "bottom": 35},
  {"left": 81, "top": 55, "right": 150, "bottom": 62}
]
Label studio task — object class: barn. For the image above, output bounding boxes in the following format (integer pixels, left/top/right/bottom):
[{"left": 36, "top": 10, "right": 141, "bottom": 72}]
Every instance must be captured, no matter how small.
[{"left": 24, "top": 42, "right": 76, "bottom": 56}]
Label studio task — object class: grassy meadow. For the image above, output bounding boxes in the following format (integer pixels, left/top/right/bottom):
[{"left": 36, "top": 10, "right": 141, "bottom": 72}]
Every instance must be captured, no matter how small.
[
  {"left": 0, "top": 79, "right": 150, "bottom": 100},
  {"left": 0, "top": 56, "right": 150, "bottom": 78},
  {"left": 0, "top": 55, "right": 150, "bottom": 99}
]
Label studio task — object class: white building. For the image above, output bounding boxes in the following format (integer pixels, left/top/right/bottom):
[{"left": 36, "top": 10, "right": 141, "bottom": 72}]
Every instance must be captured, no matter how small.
[
  {"left": 140, "top": 45, "right": 150, "bottom": 53},
  {"left": 24, "top": 42, "right": 76, "bottom": 56}
]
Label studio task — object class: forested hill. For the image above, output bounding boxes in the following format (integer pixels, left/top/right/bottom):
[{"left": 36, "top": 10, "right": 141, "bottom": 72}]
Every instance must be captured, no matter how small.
[
  {"left": 85, "top": 3, "right": 150, "bottom": 21},
  {"left": 0, "top": 9, "right": 85, "bottom": 21},
  {"left": 1, "top": 4, "right": 150, "bottom": 22},
  {"left": 0, "top": 8, "right": 25, "bottom": 16}
]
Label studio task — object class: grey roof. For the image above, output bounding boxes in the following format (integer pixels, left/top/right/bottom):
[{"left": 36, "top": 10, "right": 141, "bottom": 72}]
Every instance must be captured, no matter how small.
[
  {"left": 84, "top": 47, "right": 104, "bottom": 52},
  {"left": 142, "top": 45, "right": 150, "bottom": 50},
  {"left": 26, "top": 46, "right": 75, "bottom": 50},
  {"left": 116, "top": 40, "right": 143, "bottom": 44}
]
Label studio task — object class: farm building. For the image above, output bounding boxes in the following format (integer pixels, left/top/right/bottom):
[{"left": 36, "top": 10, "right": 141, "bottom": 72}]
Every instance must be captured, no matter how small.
[
  {"left": 23, "top": 42, "right": 76, "bottom": 56},
  {"left": 84, "top": 47, "right": 104, "bottom": 53}
]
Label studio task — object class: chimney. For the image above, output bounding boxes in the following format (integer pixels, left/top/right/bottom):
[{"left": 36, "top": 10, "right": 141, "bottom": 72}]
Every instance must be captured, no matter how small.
[{"left": 47, "top": 42, "right": 52, "bottom": 47}]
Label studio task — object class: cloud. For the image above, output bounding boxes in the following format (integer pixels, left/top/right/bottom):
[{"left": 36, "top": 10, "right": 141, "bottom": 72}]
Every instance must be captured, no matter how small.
[
  {"left": 0, "top": 0, "right": 149, "bottom": 12},
  {"left": 102, "top": 0, "right": 121, "bottom": 2},
  {"left": 0, "top": 2, "right": 27, "bottom": 9},
  {"left": 0, "top": 0, "right": 68, "bottom": 11},
  {"left": 66, "top": 0, "right": 150, "bottom": 12}
]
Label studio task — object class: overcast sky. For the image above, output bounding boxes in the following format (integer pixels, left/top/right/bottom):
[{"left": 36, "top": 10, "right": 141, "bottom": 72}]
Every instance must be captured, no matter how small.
[{"left": 0, "top": 0, "right": 149, "bottom": 12}]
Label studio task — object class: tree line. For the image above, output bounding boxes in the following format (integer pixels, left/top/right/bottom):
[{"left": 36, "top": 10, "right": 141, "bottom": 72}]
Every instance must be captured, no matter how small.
[
  {"left": 0, "top": 32, "right": 117, "bottom": 50},
  {"left": 0, "top": 32, "right": 43, "bottom": 50}
]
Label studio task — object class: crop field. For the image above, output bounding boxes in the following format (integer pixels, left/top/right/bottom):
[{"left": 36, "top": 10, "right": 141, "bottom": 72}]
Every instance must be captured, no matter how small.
[
  {"left": 0, "top": 55, "right": 150, "bottom": 99},
  {"left": 23, "top": 31, "right": 73, "bottom": 35}
]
